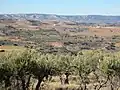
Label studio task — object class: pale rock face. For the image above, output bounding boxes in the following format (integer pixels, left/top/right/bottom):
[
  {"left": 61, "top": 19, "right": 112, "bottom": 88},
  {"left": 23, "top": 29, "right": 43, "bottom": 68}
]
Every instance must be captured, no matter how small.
[
  {"left": 47, "top": 42, "right": 64, "bottom": 47},
  {"left": 0, "top": 14, "right": 120, "bottom": 24}
]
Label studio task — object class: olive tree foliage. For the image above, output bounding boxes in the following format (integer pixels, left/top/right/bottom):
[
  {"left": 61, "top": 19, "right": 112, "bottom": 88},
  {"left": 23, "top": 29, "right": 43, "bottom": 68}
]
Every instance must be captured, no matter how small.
[
  {"left": 29, "top": 53, "right": 60, "bottom": 90},
  {"left": 0, "top": 50, "right": 60, "bottom": 90},
  {"left": 57, "top": 54, "right": 75, "bottom": 84},
  {"left": 73, "top": 50, "right": 120, "bottom": 90},
  {"left": 0, "top": 52, "right": 14, "bottom": 89},
  {"left": 73, "top": 50, "right": 103, "bottom": 90},
  {"left": 0, "top": 50, "right": 37, "bottom": 90},
  {"left": 12, "top": 50, "right": 37, "bottom": 90},
  {"left": 99, "top": 52, "right": 120, "bottom": 90},
  {"left": 1, "top": 49, "right": 120, "bottom": 90}
]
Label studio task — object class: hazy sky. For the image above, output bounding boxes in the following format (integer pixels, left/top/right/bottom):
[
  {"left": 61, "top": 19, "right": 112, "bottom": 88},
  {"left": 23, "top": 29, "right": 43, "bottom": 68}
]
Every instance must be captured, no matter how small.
[{"left": 0, "top": 0, "right": 120, "bottom": 15}]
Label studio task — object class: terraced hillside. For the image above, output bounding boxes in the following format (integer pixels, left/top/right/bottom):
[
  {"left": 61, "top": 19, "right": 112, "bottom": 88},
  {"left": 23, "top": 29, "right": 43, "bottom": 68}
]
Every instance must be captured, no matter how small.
[{"left": 1, "top": 17, "right": 120, "bottom": 54}]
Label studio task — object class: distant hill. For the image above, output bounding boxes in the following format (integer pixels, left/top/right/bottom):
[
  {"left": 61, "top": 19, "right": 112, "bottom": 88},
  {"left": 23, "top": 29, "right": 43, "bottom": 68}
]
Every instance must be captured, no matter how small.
[{"left": 0, "top": 14, "right": 120, "bottom": 24}]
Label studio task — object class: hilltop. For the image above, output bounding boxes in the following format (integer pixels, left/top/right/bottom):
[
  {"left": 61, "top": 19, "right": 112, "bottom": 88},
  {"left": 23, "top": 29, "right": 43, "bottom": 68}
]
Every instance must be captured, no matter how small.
[{"left": 0, "top": 14, "right": 120, "bottom": 24}]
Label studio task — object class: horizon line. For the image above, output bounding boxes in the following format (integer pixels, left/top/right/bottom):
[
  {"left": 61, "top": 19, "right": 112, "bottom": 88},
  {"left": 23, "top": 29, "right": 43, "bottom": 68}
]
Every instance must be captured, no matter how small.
[{"left": 0, "top": 13, "right": 120, "bottom": 16}]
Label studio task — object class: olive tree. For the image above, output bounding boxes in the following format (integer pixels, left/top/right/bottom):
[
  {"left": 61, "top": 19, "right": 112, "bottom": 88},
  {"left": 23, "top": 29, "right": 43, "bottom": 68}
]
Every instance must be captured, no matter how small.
[
  {"left": 74, "top": 50, "right": 103, "bottom": 90},
  {"left": 57, "top": 54, "right": 75, "bottom": 85},
  {"left": 99, "top": 52, "right": 120, "bottom": 90},
  {"left": 0, "top": 49, "right": 37, "bottom": 90},
  {"left": 29, "top": 53, "right": 59, "bottom": 90},
  {"left": 12, "top": 50, "right": 37, "bottom": 90}
]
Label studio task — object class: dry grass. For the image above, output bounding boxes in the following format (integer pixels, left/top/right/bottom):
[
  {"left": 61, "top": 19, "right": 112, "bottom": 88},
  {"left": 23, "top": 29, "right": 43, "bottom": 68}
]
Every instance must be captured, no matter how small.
[
  {"left": 115, "top": 42, "right": 120, "bottom": 47},
  {"left": 88, "top": 27, "right": 120, "bottom": 37},
  {"left": 0, "top": 45, "right": 26, "bottom": 52},
  {"left": 39, "top": 76, "right": 80, "bottom": 90},
  {"left": 0, "top": 36, "right": 8, "bottom": 40}
]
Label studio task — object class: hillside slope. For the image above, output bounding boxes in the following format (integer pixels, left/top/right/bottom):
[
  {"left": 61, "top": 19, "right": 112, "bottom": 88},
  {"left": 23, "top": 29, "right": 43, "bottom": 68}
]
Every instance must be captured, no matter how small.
[{"left": 0, "top": 14, "right": 120, "bottom": 24}]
